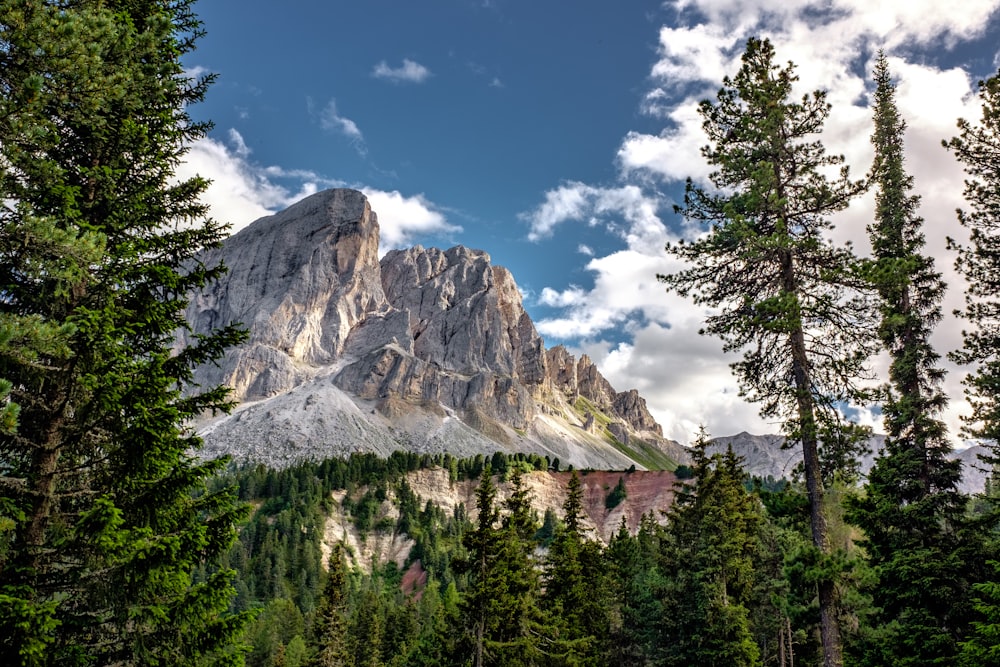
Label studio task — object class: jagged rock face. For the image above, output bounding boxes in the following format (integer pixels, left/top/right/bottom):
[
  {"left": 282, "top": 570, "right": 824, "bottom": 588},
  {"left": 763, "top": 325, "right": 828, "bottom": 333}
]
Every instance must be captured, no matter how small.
[
  {"left": 332, "top": 244, "right": 546, "bottom": 429},
  {"left": 186, "top": 188, "right": 681, "bottom": 469},
  {"left": 379, "top": 246, "right": 545, "bottom": 383},
  {"left": 576, "top": 355, "right": 618, "bottom": 408},
  {"left": 546, "top": 346, "right": 579, "bottom": 396},
  {"left": 544, "top": 348, "right": 661, "bottom": 436},
  {"left": 613, "top": 390, "right": 662, "bottom": 436},
  {"left": 332, "top": 345, "right": 537, "bottom": 429},
  {"left": 182, "top": 189, "right": 393, "bottom": 400}
]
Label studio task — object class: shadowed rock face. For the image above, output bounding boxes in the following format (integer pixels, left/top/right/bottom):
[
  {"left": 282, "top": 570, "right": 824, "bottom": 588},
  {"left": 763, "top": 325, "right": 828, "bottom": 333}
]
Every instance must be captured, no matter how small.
[
  {"left": 181, "top": 189, "right": 393, "bottom": 399},
  {"left": 331, "top": 244, "right": 546, "bottom": 429},
  {"left": 184, "top": 188, "right": 683, "bottom": 468}
]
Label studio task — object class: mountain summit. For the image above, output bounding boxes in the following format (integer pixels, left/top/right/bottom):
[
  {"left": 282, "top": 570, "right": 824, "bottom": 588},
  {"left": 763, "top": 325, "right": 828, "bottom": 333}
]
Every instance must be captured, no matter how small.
[{"left": 182, "top": 189, "right": 686, "bottom": 469}]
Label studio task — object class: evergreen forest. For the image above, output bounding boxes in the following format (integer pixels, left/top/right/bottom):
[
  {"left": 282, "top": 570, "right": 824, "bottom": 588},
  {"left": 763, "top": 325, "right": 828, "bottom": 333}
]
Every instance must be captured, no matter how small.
[{"left": 6, "top": 2, "right": 1000, "bottom": 666}]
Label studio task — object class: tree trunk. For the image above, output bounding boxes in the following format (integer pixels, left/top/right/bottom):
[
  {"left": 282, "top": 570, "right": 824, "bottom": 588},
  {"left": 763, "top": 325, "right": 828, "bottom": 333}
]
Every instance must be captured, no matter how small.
[{"left": 784, "top": 252, "right": 843, "bottom": 667}]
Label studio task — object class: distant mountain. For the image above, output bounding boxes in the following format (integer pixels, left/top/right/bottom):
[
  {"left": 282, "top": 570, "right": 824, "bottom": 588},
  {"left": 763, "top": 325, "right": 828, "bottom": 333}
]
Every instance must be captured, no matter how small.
[
  {"left": 709, "top": 431, "right": 989, "bottom": 494},
  {"left": 182, "top": 189, "right": 686, "bottom": 470}
]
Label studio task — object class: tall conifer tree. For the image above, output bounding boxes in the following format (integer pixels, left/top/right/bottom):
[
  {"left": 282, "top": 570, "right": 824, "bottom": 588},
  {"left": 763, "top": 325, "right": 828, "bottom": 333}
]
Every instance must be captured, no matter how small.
[
  {"left": 456, "top": 466, "right": 550, "bottom": 667},
  {"left": 848, "top": 52, "right": 976, "bottom": 666},
  {"left": 494, "top": 467, "right": 546, "bottom": 665},
  {"left": 541, "top": 471, "right": 608, "bottom": 665},
  {"left": 456, "top": 467, "right": 551, "bottom": 666},
  {"left": 308, "top": 546, "right": 351, "bottom": 667},
  {"left": 947, "top": 66, "right": 1000, "bottom": 667},
  {"left": 457, "top": 466, "right": 500, "bottom": 667},
  {"left": 656, "top": 429, "right": 763, "bottom": 667},
  {"left": 948, "top": 71, "right": 1000, "bottom": 461},
  {"left": 0, "top": 1, "right": 248, "bottom": 664},
  {"left": 659, "top": 37, "right": 874, "bottom": 667}
]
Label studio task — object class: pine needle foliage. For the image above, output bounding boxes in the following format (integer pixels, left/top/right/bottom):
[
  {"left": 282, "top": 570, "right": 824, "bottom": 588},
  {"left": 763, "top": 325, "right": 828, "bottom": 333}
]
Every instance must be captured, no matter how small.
[
  {"left": 658, "top": 37, "right": 876, "bottom": 667},
  {"left": 847, "top": 52, "right": 978, "bottom": 667},
  {"left": 947, "top": 71, "right": 1000, "bottom": 454},
  {"left": 0, "top": 1, "right": 250, "bottom": 664}
]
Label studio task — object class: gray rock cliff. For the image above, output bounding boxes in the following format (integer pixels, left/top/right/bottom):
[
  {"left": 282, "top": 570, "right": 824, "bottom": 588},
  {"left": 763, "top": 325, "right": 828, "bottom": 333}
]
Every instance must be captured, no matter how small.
[
  {"left": 181, "top": 189, "right": 395, "bottom": 400},
  {"left": 185, "top": 189, "right": 684, "bottom": 469}
]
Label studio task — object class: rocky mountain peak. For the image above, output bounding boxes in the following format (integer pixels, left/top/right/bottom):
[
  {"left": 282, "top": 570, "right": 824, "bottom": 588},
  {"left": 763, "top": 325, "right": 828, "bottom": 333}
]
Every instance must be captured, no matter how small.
[
  {"left": 182, "top": 188, "right": 389, "bottom": 400},
  {"left": 186, "top": 189, "right": 685, "bottom": 469}
]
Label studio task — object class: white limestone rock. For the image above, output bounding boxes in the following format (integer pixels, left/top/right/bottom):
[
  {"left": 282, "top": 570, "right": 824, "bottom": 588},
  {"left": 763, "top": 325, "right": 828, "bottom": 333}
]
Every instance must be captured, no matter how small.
[
  {"left": 185, "top": 188, "right": 683, "bottom": 469},
  {"left": 182, "top": 188, "right": 391, "bottom": 401}
]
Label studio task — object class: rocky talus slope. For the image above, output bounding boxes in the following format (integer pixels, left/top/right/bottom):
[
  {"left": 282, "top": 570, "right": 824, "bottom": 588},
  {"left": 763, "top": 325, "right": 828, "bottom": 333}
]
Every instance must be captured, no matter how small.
[{"left": 183, "top": 189, "right": 686, "bottom": 469}]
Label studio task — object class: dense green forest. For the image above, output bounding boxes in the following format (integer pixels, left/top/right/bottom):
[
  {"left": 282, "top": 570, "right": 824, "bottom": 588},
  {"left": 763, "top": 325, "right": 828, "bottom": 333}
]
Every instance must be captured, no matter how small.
[
  {"left": 201, "top": 444, "right": 989, "bottom": 667},
  {"left": 211, "top": 448, "right": 800, "bottom": 667},
  {"left": 5, "top": 1, "right": 1000, "bottom": 666}
]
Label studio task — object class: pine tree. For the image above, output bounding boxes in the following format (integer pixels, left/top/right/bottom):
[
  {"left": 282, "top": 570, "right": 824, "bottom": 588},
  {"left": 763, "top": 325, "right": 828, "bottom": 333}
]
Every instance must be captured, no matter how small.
[
  {"left": 656, "top": 429, "right": 763, "bottom": 667},
  {"left": 960, "top": 560, "right": 1000, "bottom": 665},
  {"left": 946, "top": 64, "right": 1000, "bottom": 667},
  {"left": 349, "top": 589, "right": 384, "bottom": 667},
  {"left": 493, "top": 467, "right": 547, "bottom": 665},
  {"left": 455, "top": 466, "right": 501, "bottom": 667},
  {"left": 659, "top": 37, "right": 874, "bottom": 667},
  {"left": 847, "top": 52, "right": 977, "bottom": 666},
  {"left": 453, "top": 466, "right": 553, "bottom": 666},
  {"left": 541, "top": 471, "right": 608, "bottom": 664},
  {"left": 948, "top": 71, "right": 1000, "bottom": 459},
  {"left": 0, "top": 1, "right": 249, "bottom": 664},
  {"left": 308, "top": 546, "right": 351, "bottom": 667},
  {"left": 605, "top": 516, "right": 660, "bottom": 666}
]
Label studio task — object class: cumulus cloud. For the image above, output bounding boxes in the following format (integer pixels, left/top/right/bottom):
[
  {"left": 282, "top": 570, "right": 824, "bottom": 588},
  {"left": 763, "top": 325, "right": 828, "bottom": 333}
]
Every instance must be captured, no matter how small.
[
  {"left": 577, "top": 324, "right": 773, "bottom": 443},
  {"left": 617, "top": 104, "right": 712, "bottom": 185},
  {"left": 175, "top": 133, "right": 315, "bottom": 232},
  {"left": 362, "top": 189, "right": 462, "bottom": 251},
  {"left": 372, "top": 58, "right": 432, "bottom": 83},
  {"left": 650, "top": 23, "right": 740, "bottom": 86},
  {"left": 177, "top": 131, "right": 458, "bottom": 250},
  {"left": 521, "top": 181, "right": 670, "bottom": 248},
  {"left": 523, "top": 0, "right": 1000, "bottom": 443}
]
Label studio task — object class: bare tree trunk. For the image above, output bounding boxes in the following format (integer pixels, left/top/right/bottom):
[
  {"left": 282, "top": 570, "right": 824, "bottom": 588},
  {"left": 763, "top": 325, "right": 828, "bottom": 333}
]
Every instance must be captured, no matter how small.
[{"left": 784, "top": 251, "right": 843, "bottom": 667}]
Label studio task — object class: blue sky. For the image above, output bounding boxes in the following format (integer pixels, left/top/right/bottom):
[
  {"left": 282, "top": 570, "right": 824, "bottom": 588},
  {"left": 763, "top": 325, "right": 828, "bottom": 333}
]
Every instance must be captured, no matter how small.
[{"left": 181, "top": 0, "right": 1000, "bottom": 444}]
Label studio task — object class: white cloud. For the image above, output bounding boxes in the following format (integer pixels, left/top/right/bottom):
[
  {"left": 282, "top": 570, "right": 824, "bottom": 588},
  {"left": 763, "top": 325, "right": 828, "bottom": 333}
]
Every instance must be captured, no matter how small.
[
  {"left": 650, "top": 23, "right": 740, "bottom": 85},
  {"left": 372, "top": 58, "right": 432, "bottom": 84},
  {"left": 577, "top": 324, "right": 773, "bottom": 443},
  {"left": 577, "top": 244, "right": 594, "bottom": 256},
  {"left": 617, "top": 109, "right": 711, "bottom": 185},
  {"left": 538, "top": 285, "right": 588, "bottom": 308},
  {"left": 522, "top": 182, "right": 670, "bottom": 248},
  {"left": 362, "top": 189, "right": 461, "bottom": 251},
  {"left": 182, "top": 65, "right": 212, "bottom": 82},
  {"left": 522, "top": 183, "right": 590, "bottom": 240},
  {"left": 177, "top": 131, "right": 458, "bottom": 252},
  {"left": 526, "top": 0, "right": 1000, "bottom": 444},
  {"left": 534, "top": 250, "right": 677, "bottom": 339},
  {"left": 315, "top": 98, "right": 367, "bottom": 158},
  {"left": 176, "top": 134, "right": 305, "bottom": 232},
  {"left": 227, "top": 128, "right": 251, "bottom": 158},
  {"left": 672, "top": 0, "right": 998, "bottom": 47}
]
